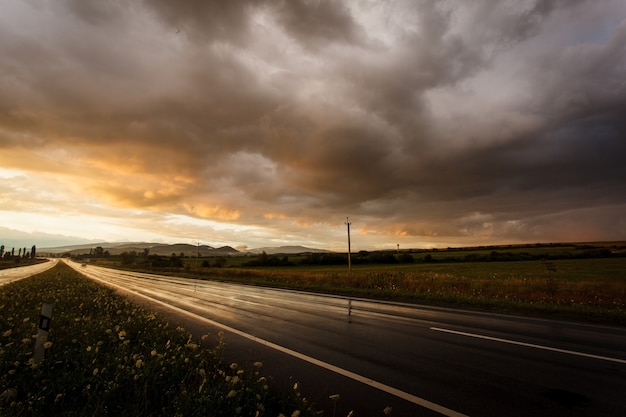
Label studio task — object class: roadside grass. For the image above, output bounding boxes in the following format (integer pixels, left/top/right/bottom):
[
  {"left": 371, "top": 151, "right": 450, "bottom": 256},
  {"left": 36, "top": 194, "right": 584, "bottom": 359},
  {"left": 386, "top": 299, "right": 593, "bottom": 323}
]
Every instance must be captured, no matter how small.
[
  {"left": 96, "top": 257, "right": 626, "bottom": 325},
  {"left": 0, "top": 262, "right": 317, "bottom": 416},
  {"left": 0, "top": 258, "right": 46, "bottom": 270}
]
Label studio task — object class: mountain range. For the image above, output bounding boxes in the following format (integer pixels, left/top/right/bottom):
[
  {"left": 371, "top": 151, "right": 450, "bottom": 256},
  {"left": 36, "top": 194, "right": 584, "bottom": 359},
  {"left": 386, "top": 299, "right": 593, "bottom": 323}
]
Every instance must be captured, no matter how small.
[{"left": 37, "top": 242, "right": 331, "bottom": 256}]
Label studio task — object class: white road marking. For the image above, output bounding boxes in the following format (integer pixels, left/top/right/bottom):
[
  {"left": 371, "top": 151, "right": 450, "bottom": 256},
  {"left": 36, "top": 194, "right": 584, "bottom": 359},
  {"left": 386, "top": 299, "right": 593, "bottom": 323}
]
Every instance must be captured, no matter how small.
[
  {"left": 431, "top": 327, "right": 626, "bottom": 365},
  {"left": 78, "top": 265, "right": 469, "bottom": 417}
]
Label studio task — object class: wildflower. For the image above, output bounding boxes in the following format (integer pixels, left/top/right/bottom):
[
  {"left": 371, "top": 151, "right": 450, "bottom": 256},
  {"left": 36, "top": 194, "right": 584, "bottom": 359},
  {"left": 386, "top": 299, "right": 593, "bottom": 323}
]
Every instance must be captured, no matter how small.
[
  {"left": 92, "top": 368, "right": 99, "bottom": 376},
  {"left": 226, "top": 389, "right": 237, "bottom": 399},
  {"left": 186, "top": 343, "right": 198, "bottom": 350},
  {"left": 86, "top": 346, "right": 92, "bottom": 352},
  {"left": 229, "top": 362, "right": 238, "bottom": 370},
  {"left": 21, "top": 338, "right": 30, "bottom": 344},
  {"left": 43, "top": 341, "right": 53, "bottom": 349},
  {"left": 383, "top": 406, "right": 393, "bottom": 415},
  {"left": 293, "top": 382, "right": 299, "bottom": 390},
  {"left": 135, "top": 359, "right": 143, "bottom": 368},
  {"left": 2, "top": 330, "right": 12, "bottom": 337},
  {"left": 292, "top": 411, "right": 301, "bottom": 417},
  {"left": 151, "top": 350, "right": 157, "bottom": 356},
  {"left": 22, "top": 317, "right": 30, "bottom": 322},
  {"left": 329, "top": 394, "right": 340, "bottom": 401}
]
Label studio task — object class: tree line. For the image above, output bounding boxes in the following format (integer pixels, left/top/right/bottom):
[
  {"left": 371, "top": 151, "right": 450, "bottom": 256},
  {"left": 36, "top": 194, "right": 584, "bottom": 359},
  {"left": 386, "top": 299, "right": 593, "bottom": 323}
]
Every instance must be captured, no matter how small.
[
  {"left": 0, "top": 244, "right": 36, "bottom": 260},
  {"left": 242, "top": 247, "right": 622, "bottom": 267}
]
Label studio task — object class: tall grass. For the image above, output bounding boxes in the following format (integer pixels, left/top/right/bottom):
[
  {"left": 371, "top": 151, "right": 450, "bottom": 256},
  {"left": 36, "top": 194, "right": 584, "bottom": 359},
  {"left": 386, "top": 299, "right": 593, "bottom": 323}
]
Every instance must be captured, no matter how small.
[{"left": 0, "top": 263, "right": 317, "bottom": 416}]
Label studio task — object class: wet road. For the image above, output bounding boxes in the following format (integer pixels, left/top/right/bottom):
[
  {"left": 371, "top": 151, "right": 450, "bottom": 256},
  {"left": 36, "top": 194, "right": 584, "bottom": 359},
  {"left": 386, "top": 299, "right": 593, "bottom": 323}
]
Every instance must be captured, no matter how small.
[
  {"left": 65, "top": 260, "right": 626, "bottom": 417},
  {"left": 0, "top": 259, "right": 56, "bottom": 286}
]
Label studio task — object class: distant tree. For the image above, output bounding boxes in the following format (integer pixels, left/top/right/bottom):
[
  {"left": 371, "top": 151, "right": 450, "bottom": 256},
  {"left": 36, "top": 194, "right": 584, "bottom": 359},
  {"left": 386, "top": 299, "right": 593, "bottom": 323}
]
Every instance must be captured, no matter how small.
[
  {"left": 11, "top": 248, "right": 15, "bottom": 257},
  {"left": 143, "top": 248, "right": 150, "bottom": 257},
  {"left": 31, "top": 245, "right": 36, "bottom": 258},
  {"left": 169, "top": 253, "right": 183, "bottom": 268},
  {"left": 397, "top": 253, "right": 414, "bottom": 263},
  {"left": 212, "top": 257, "right": 226, "bottom": 268},
  {"left": 18, "top": 248, "right": 22, "bottom": 257},
  {"left": 94, "top": 246, "right": 105, "bottom": 257},
  {"left": 120, "top": 251, "right": 137, "bottom": 266},
  {"left": 0, "top": 245, "right": 4, "bottom": 258}
]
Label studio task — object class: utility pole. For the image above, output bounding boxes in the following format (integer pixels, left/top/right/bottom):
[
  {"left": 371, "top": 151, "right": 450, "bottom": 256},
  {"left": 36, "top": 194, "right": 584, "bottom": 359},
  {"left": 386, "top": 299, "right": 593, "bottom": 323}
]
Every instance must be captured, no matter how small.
[
  {"left": 345, "top": 217, "right": 352, "bottom": 275},
  {"left": 196, "top": 241, "right": 200, "bottom": 269}
]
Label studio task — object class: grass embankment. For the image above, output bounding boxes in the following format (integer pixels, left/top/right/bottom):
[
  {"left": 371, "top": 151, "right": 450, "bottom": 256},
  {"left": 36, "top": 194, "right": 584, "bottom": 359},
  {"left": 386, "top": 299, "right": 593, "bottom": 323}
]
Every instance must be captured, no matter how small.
[
  {"left": 0, "top": 258, "right": 46, "bottom": 270},
  {"left": 0, "top": 262, "right": 317, "bottom": 416},
  {"left": 98, "top": 256, "right": 626, "bottom": 326}
]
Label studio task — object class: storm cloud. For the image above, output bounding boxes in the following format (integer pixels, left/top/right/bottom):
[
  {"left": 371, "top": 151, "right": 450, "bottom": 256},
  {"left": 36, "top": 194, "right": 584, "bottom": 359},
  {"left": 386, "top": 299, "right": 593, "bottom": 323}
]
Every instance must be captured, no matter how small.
[{"left": 1, "top": 0, "right": 625, "bottom": 249}]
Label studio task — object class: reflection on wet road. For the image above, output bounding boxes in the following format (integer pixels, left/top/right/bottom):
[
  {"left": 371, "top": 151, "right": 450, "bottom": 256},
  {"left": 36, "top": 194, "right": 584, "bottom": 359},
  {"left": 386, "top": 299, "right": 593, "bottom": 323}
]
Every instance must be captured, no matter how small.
[
  {"left": 65, "top": 260, "right": 626, "bottom": 417},
  {"left": 0, "top": 259, "right": 57, "bottom": 286}
]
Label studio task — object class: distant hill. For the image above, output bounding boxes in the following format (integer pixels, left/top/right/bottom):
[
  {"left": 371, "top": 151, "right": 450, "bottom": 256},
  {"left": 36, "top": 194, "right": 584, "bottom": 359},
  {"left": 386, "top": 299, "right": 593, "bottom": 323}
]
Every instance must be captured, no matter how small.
[
  {"left": 0, "top": 227, "right": 100, "bottom": 249},
  {"left": 39, "top": 242, "right": 227, "bottom": 257},
  {"left": 246, "top": 245, "right": 333, "bottom": 255},
  {"left": 41, "top": 242, "right": 332, "bottom": 256}
]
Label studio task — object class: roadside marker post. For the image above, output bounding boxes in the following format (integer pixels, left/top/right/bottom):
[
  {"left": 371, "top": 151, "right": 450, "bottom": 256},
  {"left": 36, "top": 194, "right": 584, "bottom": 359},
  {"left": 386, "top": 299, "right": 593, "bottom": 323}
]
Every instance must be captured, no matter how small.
[
  {"left": 33, "top": 303, "right": 54, "bottom": 365},
  {"left": 348, "top": 299, "right": 353, "bottom": 323}
]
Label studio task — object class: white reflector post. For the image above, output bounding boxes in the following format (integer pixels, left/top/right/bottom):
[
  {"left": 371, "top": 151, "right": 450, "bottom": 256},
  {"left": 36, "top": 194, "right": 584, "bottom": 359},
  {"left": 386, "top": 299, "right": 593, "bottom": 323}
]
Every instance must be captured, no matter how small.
[{"left": 33, "top": 303, "right": 54, "bottom": 365}]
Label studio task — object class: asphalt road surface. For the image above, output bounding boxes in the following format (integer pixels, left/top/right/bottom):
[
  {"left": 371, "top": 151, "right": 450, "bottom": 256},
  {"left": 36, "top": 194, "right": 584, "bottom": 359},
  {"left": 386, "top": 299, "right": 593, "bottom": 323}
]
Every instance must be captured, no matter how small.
[
  {"left": 64, "top": 260, "right": 626, "bottom": 417},
  {"left": 0, "top": 259, "right": 56, "bottom": 286}
]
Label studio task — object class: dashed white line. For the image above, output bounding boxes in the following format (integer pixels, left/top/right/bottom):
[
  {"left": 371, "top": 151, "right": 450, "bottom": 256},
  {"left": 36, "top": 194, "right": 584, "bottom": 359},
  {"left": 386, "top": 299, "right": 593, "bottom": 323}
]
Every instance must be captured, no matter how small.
[{"left": 431, "top": 327, "right": 626, "bottom": 365}]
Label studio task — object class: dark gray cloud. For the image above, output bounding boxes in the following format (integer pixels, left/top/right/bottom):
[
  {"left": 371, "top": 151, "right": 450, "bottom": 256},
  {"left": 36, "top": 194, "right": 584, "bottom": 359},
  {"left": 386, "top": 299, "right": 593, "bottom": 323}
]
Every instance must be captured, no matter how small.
[{"left": 1, "top": 0, "right": 625, "bottom": 248}]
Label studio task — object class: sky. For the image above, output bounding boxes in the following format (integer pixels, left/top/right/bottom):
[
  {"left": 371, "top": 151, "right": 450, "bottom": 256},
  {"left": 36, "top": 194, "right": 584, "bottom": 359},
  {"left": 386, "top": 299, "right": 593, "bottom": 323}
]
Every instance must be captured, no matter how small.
[{"left": 1, "top": 0, "right": 626, "bottom": 251}]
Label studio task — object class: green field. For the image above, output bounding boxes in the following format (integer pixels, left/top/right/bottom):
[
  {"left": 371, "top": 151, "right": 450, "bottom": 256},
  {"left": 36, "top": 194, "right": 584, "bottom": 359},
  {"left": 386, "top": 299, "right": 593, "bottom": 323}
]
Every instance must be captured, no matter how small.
[{"left": 87, "top": 242, "right": 626, "bottom": 326}]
